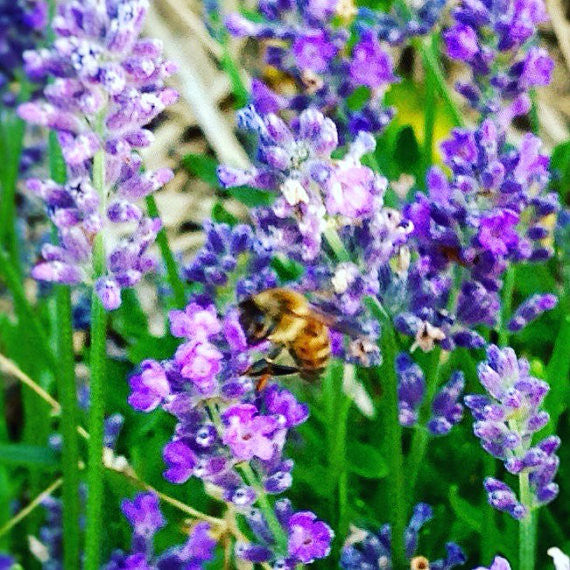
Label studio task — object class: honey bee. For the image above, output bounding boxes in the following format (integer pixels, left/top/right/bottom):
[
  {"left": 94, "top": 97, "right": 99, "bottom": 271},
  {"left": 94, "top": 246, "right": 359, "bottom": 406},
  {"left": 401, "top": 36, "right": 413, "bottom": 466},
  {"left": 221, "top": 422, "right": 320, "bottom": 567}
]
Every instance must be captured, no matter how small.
[{"left": 238, "top": 288, "right": 335, "bottom": 389}]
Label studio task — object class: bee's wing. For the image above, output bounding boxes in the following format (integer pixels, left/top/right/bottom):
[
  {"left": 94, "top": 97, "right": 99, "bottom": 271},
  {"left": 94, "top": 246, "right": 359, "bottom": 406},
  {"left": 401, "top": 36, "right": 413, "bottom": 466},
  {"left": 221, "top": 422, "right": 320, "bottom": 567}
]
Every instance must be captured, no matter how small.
[{"left": 304, "top": 304, "right": 365, "bottom": 339}]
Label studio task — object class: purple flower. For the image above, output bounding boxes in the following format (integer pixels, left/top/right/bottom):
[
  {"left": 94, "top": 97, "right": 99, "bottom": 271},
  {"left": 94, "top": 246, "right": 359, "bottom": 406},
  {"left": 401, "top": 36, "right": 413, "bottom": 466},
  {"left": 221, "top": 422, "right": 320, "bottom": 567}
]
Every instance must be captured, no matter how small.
[
  {"left": 325, "top": 163, "right": 377, "bottom": 219},
  {"left": 107, "top": 493, "right": 216, "bottom": 569},
  {"left": 477, "top": 210, "right": 520, "bottom": 256},
  {"left": 444, "top": 24, "right": 479, "bottom": 61},
  {"left": 475, "top": 556, "right": 512, "bottom": 570},
  {"left": 264, "top": 385, "right": 309, "bottom": 428},
  {"left": 287, "top": 511, "right": 334, "bottom": 563},
  {"left": 396, "top": 353, "right": 425, "bottom": 427},
  {"left": 427, "top": 372, "right": 465, "bottom": 435},
  {"left": 169, "top": 303, "right": 221, "bottom": 340},
  {"left": 19, "top": 0, "right": 177, "bottom": 309},
  {"left": 465, "top": 345, "right": 559, "bottom": 517},
  {"left": 219, "top": 106, "right": 396, "bottom": 263},
  {"left": 444, "top": 0, "right": 553, "bottom": 115},
  {"left": 222, "top": 404, "right": 281, "bottom": 461},
  {"left": 340, "top": 502, "right": 465, "bottom": 569},
  {"left": 0, "top": 555, "right": 14, "bottom": 570},
  {"left": 162, "top": 440, "right": 198, "bottom": 484},
  {"left": 508, "top": 293, "right": 557, "bottom": 332},
  {"left": 292, "top": 31, "right": 337, "bottom": 73},
  {"left": 223, "top": 5, "right": 400, "bottom": 137},
  {"left": 121, "top": 493, "right": 165, "bottom": 540},
  {"left": 172, "top": 521, "right": 216, "bottom": 567},
  {"left": 0, "top": 0, "right": 47, "bottom": 102},
  {"left": 399, "top": 116, "right": 557, "bottom": 349},
  {"left": 182, "top": 221, "right": 277, "bottom": 301},
  {"left": 128, "top": 360, "right": 170, "bottom": 412},
  {"left": 349, "top": 31, "right": 396, "bottom": 88},
  {"left": 175, "top": 340, "right": 223, "bottom": 392}
]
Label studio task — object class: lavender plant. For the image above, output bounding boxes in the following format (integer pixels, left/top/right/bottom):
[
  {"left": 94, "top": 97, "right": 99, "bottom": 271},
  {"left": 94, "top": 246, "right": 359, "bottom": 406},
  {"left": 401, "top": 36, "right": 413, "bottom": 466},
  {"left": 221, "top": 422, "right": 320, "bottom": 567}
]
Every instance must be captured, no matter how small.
[
  {"left": 0, "top": 0, "right": 566, "bottom": 568},
  {"left": 18, "top": 0, "right": 177, "bottom": 310}
]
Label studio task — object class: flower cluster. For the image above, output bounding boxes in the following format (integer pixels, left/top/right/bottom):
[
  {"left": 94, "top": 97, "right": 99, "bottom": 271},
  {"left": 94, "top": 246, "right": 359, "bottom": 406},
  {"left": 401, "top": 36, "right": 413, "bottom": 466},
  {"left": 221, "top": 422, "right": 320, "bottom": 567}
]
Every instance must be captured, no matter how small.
[
  {"left": 357, "top": 0, "right": 446, "bottom": 44},
  {"left": 225, "top": 2, "right": 398, "bottom": 138},
  {"left": 18, "top": 0, "right": 177, "bottom": 309},
  {"left": 507, "top": 293, "right": 558, "bottom": 332},
  {"left": 218, "top": 106, "right": 389, "bottom": 260},
  {"left": 183, "top": 221, "right": 277, "bottom": 303},
  {"left": 465, "top": 345, "right": 560, "bottom": 519},
  {"left": 444, "top": 0, "right": 554, "bottom": 116},
  {"left": 398, "top": 118, "right": 559, "bottom": 350},
  {"left": 236, "top": 499, "right": 334, "bottom": 567},
  {"left": 106, "top": 493, "right": 216, "bottom": 569},
  {"left": 128, "top": 301, "right": 333, "bottom": 566},
  {"left": 340, "top": 502, "right": 466, "bottom": 569},
  {"left": 0, "top": 0, "right": 47, "bottom": 105},
  {"left": 218, "top": 105, "right": 415, "bottom": 365},
  {"left": 396, "top": 353, "right": 465, "bottom": 434}
]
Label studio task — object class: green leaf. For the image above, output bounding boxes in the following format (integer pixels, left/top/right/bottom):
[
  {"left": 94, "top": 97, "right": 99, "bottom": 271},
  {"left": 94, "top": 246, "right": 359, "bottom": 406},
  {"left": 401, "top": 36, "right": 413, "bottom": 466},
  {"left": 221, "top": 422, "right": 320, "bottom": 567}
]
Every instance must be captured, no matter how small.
[
  {"left": 550, "top": 140, "right": 570, "bottom": 200},
  {"left": 221, "top": 47, "right": 249, "bottom": 109},
  {"left": 0, "top": 444, "right": 59, "bottom": 469},
  {"left": 127, "top": 333, "right": 180, "bottom": 364},
  {"left": 181, "top": 154, "right": 220, "bottom": 187},
  {"left": 211, "top": 202, "right": 238, "bottom": 226},
  {"left": 346, "top": 86, "right": 371, "bottom": 111},
  {"left": 347, "top": 442, "right": 388, "bottom": 479},
  {"left": 226, "top": 186, "right": 275, "bottom": 207},
  {"left": 394, "top": 126, "right": 421, "bottom": 173},
  {"left": 271, "top": 255, "right": 304, "bottom": 283},
  {"left": 544, "top": 315, "right": 570, "bottom": 435},
  {"left": 448, "top": 485, "right": 483, "bottom": 533}
]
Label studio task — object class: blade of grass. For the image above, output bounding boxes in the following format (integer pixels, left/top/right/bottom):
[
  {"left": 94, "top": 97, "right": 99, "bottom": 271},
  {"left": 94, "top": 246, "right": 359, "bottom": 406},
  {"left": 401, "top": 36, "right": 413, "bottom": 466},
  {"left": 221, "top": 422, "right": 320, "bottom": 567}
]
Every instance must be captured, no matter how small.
[
  {"left": 49, "top": 129, "right": 82, "bottom": 569},
  {"left": 0, "top": 248, "right": 57, "bottom": 374},
  {"left": 379, "top": 319, "right": 406, "bottom": 568},
  {"left": 0, "top": 110, "right": 26, "bottom": 270},
  {"left": 84, "top": 147, "right": 108, "bottom": 570},
  {"left": 145, "top": 195, "right": 186, "bottom": 309}
]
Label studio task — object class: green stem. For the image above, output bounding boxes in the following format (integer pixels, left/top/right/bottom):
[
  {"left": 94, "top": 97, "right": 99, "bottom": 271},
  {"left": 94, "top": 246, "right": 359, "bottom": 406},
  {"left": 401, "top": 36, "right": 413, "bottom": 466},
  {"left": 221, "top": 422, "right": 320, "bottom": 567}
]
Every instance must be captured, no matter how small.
[
  {"left": 0, "top": 248, "right": 57, "bottom": 374},
  {"left": 323, "top": 227, "right": 351, "bottom": 262},
  {"left": 240, "top": 462, "right": 288, "bottom": 555},
  {"left": 416, "top": 35, "right": 465, "bottom": 128},
  {"left": 0, "top": 109, "right": 26, "bottom": 270},
  {"left": 406, "top": 347, "right": 441, "bottom": 502},
  {"left": 325, "top": 363, "right": 351, "bottom": 538},
  {"left": 380, "top": 320, "right": 406, "bottom": 569},
  {"left": 85, "top": 149, "right": 108, "bottom": 570},
  {"left": 519, "top": 472, "right": 536, "bottom": 570},
  {"left": 55, "top": 286, "right": 81, "bottom": 569},
  {"left": 421, "top": 35, "right": 437, "bottom": 184},
  {"left": 498, "top": 266, "right": 515, "bottom": 347},
  {"left": 145, "top": 195, "right": 186, "bottom": 308}
]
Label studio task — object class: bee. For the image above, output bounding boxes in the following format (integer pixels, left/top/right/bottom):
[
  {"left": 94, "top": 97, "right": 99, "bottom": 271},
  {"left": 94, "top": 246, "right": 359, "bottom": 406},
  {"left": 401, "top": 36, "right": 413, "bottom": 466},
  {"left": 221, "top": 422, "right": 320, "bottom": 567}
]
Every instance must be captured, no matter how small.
[{"left": 238, "top": 288, "right": 335, "bottom": 389}]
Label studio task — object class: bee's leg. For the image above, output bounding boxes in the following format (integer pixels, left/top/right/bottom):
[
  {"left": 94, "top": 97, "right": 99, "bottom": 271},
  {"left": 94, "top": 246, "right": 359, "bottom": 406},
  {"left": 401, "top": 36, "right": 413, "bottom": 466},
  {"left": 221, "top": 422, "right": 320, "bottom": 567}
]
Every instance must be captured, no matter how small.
[
  {"left": 254, "top": 363, "right": 300, "bottom": 392},
  {"left": 255, "top": 373, "right": 271, "bottom": 393}
]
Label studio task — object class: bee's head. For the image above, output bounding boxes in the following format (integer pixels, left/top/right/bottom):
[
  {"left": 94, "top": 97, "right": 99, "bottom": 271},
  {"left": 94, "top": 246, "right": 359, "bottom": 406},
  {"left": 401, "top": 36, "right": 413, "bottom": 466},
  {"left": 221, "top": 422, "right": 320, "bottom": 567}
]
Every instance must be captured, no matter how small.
[{"left": 238, "top": 297, "right": 270, "bottom": 344}]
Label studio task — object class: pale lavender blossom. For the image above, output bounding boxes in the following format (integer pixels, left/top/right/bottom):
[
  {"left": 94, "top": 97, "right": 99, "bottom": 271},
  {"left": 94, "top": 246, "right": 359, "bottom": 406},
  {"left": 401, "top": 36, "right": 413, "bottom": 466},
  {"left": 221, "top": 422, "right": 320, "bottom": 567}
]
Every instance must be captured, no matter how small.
[{"left": 18, "top": 0, "right": 178, "bottom": 309}]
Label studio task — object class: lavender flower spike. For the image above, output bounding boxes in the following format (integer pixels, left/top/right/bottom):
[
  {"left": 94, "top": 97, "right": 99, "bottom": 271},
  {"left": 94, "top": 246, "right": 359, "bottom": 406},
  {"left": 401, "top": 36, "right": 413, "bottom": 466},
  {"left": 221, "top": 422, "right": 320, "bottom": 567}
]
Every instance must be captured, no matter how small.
[
  {"left": 428, "top": 371, "right": 465, "bottom": 436},
  {"left": 507, "top": 293, "right": 558, "bottom": 332},
  {"left": 18, "top": 0, "right": 178, "bottom": 310},
  {"left": 340, "top": 502, "right": 466, "bottom": 569},
  {"left": 396, "top": 353, "right": 425, "bottom": 427},
  {"left": 105, "top": 492, "right": 216, "bottom": 568},
  {"left": 444, "top": 0, "right": 553, "bottom": 117},
  {"left": 465, "top": 345, "right": 560, "bottom": 519}
]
